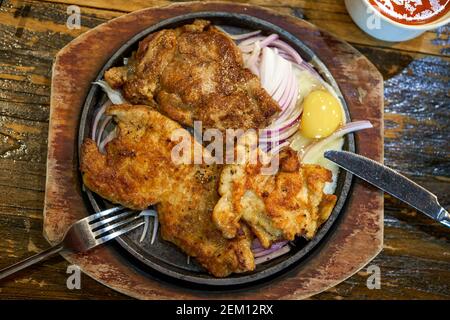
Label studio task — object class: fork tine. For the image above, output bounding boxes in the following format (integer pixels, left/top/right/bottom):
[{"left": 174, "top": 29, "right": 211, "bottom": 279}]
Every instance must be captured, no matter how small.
[
  {"left": 93, "top": 214, "right": 141, "bottom": 238},
  {"left": 95, "top": 221, "right": 145, "bottom": 245},
  {"left": 89, "top": 210, "right": 134, "bottom": 230},
  {"left": 87, "top": 206, "right": 124, "bottom": 223}
]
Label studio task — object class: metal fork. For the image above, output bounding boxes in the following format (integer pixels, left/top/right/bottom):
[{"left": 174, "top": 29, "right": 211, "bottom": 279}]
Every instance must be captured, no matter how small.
[{"left": 0, "top": 206, "right": 144, "bottom": 280}]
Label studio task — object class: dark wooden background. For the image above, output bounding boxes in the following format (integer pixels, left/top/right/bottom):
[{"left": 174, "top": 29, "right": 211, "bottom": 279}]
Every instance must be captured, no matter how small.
[{"left": 0, "top": 0, "right": 448, "bottom": 299}]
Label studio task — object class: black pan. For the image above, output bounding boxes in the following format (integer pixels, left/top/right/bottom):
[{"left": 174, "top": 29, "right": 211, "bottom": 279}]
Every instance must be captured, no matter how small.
[{"left": 78, "top": 12, "right": 355, "bottom": 288}]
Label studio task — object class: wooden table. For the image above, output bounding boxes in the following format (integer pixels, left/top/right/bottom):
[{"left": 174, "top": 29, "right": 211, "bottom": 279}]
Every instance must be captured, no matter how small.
[{"left": 0, "top": 0, "right": 448, "bottom": 300}]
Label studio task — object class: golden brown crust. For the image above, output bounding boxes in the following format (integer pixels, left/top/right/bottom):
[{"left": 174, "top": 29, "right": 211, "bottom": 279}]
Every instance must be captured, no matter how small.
[
  {"left": 104, "top": 66, "right": 128, "bottom": 89},
  {"left": 80, "top": 104, "right": 254, "bottom": 277},
  {"left": 213, "top": 144, "right": 337, "bottom": 248},
  {"left": 105, "top": 19, "right": 280, "bottom": 131}
]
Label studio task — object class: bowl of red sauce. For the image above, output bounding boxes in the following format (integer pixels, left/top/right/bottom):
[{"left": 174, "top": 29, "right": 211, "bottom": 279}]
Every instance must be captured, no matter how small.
[{"left": 345, "top": 0, "right": 450, "bottom": 41}]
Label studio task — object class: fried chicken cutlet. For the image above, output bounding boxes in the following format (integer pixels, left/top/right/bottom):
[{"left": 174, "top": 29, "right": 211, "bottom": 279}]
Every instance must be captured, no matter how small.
[
  {"left": 212, "top": 135, "right": 337, "bottom": 249},
  {"left": 104, "top": 19, "right": 280, "bottom": 131},
  {"left": 80, "top": 104, "right": 254, "bottom": 277}
]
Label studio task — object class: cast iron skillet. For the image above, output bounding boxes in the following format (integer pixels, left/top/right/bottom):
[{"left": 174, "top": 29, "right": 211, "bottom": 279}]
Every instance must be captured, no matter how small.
[{"left": 78, "top": 12, "right": 355, "bottom": 288}]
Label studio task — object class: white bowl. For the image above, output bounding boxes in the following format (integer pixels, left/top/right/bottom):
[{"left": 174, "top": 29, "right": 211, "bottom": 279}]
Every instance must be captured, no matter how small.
[{"left": 345, "top": 0, "right": 450, "bottom": 42}]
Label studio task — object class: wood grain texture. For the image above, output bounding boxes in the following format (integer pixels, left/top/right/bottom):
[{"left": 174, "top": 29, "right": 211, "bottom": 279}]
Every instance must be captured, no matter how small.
[
  {"left": 43, "top": 2, "right": 383, "bottom": 299},
  {"left": 0, "top": 0, "right": 448, "bottom": 300}
]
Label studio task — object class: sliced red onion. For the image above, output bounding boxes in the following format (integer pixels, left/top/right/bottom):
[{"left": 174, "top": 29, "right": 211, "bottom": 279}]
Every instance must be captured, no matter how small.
[
  {"left": 215, "top": 26, "right": 261, "bottom": 40},
  {"left": 296, "top": 61, "right": 320, "bottom": 79},
  {"left": 262, "top": 118, "right": 297, "bottom": 135},
  {"left": 274, "top": 48, "right": 296, "bottom": 64},
  {"left": 278, "top": 123, "right": 300, "bottom": 140},
  {"left": 271, "top": 54, "right": 291, "bottom": 97},
  {"left": 261, "top": 132, "right": 293, "bottom": 152},
  {"left": 260, "top": 122, "right": 299, "bottom": 142},
  {"left": 265, "top": 130, "right": 296, "bottom": 149},
  {"left": 281, "top": 81, "right": 296, "bottom": 111},
  {"left": 260, "top": 47, "right": 277, "bottom": 92},
  {"left": 93, "top": 80, "right": 126, "bottom": 105},
  {"left": 269, "top": 40, "right": 303, "bottom": 65},
  {"left": 238, "top": 35, "right": 266, "bottom": 48},
  {"left": 91, "top": 100, "right": 111, "bottom": 141},
  {"left": 271, "top": 105, "right": 302, "bottom": 129},
  {"left": 99, "top": 128, "right": 117, "bottom": 153},
  {"left": 238, "top": 35, "right": 303, "bottom": 68},
  {"left": 287, "top": 71, "right": 300, "bottom": 108},
  {"left": 232, "top": 30, "right": 262, "bottom": 40},
  {"left": 262, "top": 118, "right": 299, "bottom": 137},
  {"left": 251, "top": 238, "right": 263, "bottom": 250},
  {"left": 267, "top": 141, "right": 290, "bottom": 155},
  {"left": 279, "top": 54, "right": 294, "bottom": 63},
  {"left": 245, "top": 41, "right": 261, "bottom": 76},
  {"left": 274, "top": 47, "right": 288, "bottom": 55},
  {"left": 253, "top": 241, "right": 289, "bottom": 257},
  {"left": 277, "top": 69, "right": 298, "bottom": 112},
  {"left": 272, "top": 59, "right": 292, "bottom": 102},
  {"left": 267, "top": 60, "right": 286, "bottom": 96},
  {"left": 301, "top": 121, "right": 373, "bottom": 160},
  {"left": 139, "top": 209, "right": 158, "bottom": 244},
  {"left": 274, "top": 82, "right": 300, "bottom": 122},
  {"left": 260, "top": 47, "right": 288, "bottom": 96},
  {"left": 96, "top": 116, "right": 112, "bottom": 146},
  {"left": 277, "top": 69, "right": 295, "bottom": 109},
  {"left": 260, "top": 34, "right": 279, "bottom": 48},
  {"left": 139, "top": 216, "right": 150, "bottom": 243},
  {"left": 276, "top": 103, "right": 301, "bottom": 128},
  {"left": 151, "top": 213, "right": 159, "bottom": 245},
  {"left": 262, "top": 118, "right": 301, "bottom": 148},
  {"left": 275, "top": 74, "right": 299, "bottom": 120},
  {"left": 238, "top": 34, "right": 278, "bottom": 52},
  {"left": 237, "top": 34, "right": 302, "bottom": 121},
  {"left": 255, "top": 245, "right": 291, "bottom": 264},
  {"left": 236, "top": 32, "right": 356, "bottom": 158},
  {"left": 266, "top": 103, "right": 301, "bottom": 132}
]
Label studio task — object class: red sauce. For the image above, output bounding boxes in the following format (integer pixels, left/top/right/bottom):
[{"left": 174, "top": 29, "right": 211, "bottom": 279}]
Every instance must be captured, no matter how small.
[{"left": 369, "top": 0, "right": 450, "bottom": 25}]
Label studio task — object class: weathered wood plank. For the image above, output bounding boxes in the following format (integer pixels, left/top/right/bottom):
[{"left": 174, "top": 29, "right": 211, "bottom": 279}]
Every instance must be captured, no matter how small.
[
  {"left": 24, "top": 0, "right": 345, "bottom": 12},
  {"left": 1, "top": 0, "right": 448, "bottom": 57},
  {"left": 0, "top": 116, "right": 48, "bottom": 162},
  {"left": 0, "top": 42, "right": 53, "bottom": 116},
  {"left": 1, "top": 201, "right": 448, "bottom": 300},
  {"left": 321, "top": 218, "right": 450, "bottom": 299},
  {"left": 0, "top": 211, "right": 128, "bottom": 299},
  {"left": 36, "top": 0, "right": 450, "bottom": 56},
  {"left": 358, "top": 47, "right": 450, "bottom": 177},
  {"left": 0, "top": 0, "right": 118, "bottom": 54}
]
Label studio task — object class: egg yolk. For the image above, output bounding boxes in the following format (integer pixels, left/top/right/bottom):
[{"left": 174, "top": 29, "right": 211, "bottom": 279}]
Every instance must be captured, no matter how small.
[{"left": 300, "top": 90, "right": 343, "bottom": 139}]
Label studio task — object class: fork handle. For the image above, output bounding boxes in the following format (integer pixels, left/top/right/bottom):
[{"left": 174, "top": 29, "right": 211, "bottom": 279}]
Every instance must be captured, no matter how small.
[{"left": 0, "top": 243, "right": 64, "bottom": 280}]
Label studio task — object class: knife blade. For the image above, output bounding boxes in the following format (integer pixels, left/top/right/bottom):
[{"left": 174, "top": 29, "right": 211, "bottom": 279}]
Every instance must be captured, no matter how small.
[{"left": 324, "top": 150, "right": 449, "bottom": 228}]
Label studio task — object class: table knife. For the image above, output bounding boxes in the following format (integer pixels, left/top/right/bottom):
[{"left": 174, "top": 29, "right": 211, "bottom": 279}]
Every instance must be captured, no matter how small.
[{"left": 324, "top": 150, "right": 449, "bottom": 228}]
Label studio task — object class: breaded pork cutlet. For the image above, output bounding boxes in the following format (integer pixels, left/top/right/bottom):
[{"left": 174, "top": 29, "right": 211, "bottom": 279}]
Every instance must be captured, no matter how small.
[
  {"left": 104, "top": 19, "right": 280, "bottom": 131},
  {"left": 212, "top": 136, "right": 337, "bottom": 249},
  {"left": 80, "top": 104, "right": 255, "bottom": 277}
]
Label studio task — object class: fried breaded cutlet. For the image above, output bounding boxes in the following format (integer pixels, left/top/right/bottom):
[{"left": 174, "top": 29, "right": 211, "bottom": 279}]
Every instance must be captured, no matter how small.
[
  {"left": 104, "top": 19, "right": 280, "bottom": 131},
  {"left": 80, "top": 104, "right": 254, "bottom": 277},
  {"left": 212, "top": 135, "right": 337, "bottom": 249}
]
